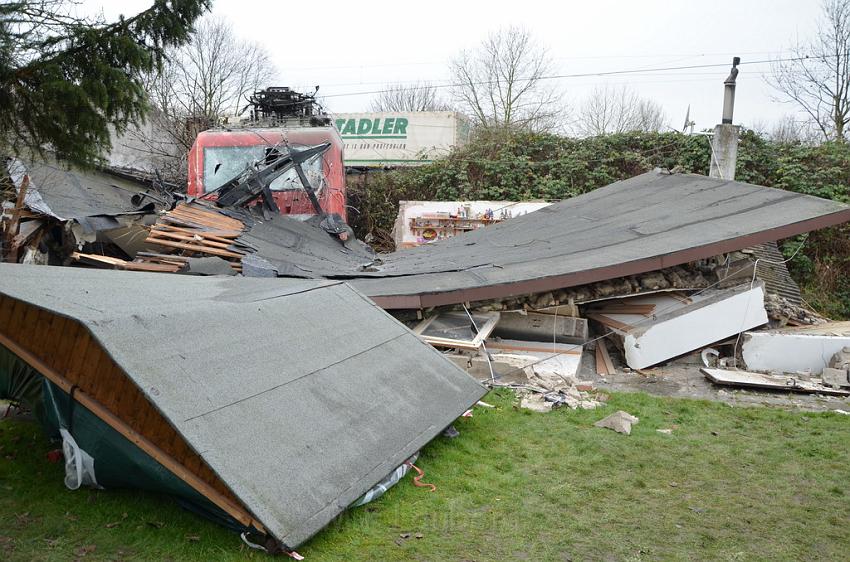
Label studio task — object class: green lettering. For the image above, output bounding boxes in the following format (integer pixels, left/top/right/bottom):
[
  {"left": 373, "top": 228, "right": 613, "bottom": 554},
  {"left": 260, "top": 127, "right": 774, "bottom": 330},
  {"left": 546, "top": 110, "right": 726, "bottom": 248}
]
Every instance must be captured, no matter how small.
[
  {"left": 382, "top": 118, "right": 395, "bottom": 134},
  {"left": 372, "top": 118, "right": 381, "bottom": 134},
  {"left": 357, "top": 119, "right": 372, "bottom": 134},
  {"left": 394, "top": 118, "right": 408, "bottom": 135},
  {"left": 335, "top": 118, "right": 345, "bottom": 130},
  {"left": 341, "top": 119, "right": 356, "bottom": 135}
]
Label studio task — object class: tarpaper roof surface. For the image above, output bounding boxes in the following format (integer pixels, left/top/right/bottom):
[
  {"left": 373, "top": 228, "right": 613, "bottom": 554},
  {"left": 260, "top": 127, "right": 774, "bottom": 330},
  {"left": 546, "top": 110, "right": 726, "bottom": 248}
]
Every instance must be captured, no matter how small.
[
  {"left": 224, "top": 171, "right": 850, "bottom": 307},
  {"left": 0, "top": 264, "right": 485, "bottom": 547},
  {"left": 348, "top": 171, "right": 850, "bottom": 307},
  {"left": 8, "top": 158, "right": 153, "bottom": 221}
]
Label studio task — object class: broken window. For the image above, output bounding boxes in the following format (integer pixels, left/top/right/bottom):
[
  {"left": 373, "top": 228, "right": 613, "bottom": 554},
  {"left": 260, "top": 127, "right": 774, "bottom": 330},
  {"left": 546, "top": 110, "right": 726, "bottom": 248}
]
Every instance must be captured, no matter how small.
[
  {"left": 413, "top": 311, "right": 500, "bottom": 350},
  {"left": 203, "top": 145, "right": 326, "bottom": 194}
]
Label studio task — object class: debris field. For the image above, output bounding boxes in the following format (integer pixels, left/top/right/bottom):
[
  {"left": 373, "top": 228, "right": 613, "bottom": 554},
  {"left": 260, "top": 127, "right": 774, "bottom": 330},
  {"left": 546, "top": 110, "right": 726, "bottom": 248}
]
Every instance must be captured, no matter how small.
[{"left": 2, "top": 152, "right": 850, "bottom": 554}]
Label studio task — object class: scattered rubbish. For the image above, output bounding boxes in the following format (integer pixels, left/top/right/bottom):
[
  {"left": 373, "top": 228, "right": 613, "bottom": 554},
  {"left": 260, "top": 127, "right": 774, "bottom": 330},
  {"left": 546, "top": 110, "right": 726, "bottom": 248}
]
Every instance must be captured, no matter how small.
[
  {"left": 393, "top": 200, "right": 551, "bottom": 248},
  {"left": 520, "top": 395, "right": 553, "bottom": 413},
  {"left": 657, "top": 428, "right": 673, "bottom": 435},
  {"left": 588, "top": 283, "right": 768, "bottom": 370},
  {"left": 441, "top": 426, "right": 460, "bottom": 439},
  {"left": 741, "top": 322, "right": 850, "bottom": 374},
  {"left": 701, "top": 348, "right": 720, "bottom": 368},
  {"left": 594, "top": 411, "right": 640, "bottom": 435},
  {"left": 702, "top": 368, "right": 850, "bottom": 396},
  {"left": 833, "top": 409, "right": 850, "bottom": 415}
]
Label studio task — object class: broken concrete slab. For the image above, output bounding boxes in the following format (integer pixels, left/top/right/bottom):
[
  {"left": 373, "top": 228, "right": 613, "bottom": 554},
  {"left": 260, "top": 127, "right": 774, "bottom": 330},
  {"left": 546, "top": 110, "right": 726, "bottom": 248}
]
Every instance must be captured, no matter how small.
[
  {"left": 741, "top": 322, "right": 850, "bottom": 374},
  {"left": 702, "top": 368, "right": 850, "bottom": 396},
  {"left": 587, "top": 283, "right": 768, "bottom": 370},
  {"left": 594, "top": 410, "right": 639, "bottom": 435}
]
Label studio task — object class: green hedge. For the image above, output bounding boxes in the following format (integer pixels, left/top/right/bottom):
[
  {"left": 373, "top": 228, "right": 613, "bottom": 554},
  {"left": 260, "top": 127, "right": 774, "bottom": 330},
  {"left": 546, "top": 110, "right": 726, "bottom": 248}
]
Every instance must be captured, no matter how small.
[{"left": 346, "top": 130, "right": 850, "bottom": 317}]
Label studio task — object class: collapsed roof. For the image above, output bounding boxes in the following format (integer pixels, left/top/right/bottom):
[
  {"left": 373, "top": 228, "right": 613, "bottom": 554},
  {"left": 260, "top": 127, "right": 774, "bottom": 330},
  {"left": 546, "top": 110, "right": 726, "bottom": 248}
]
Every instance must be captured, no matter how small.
[
  {"left": 7, "top": 158, "right": 161, "bottom": 225},
  {"left": 213, "top": 170, "right": 850, "bottom": 308},
  {"left": 0, "top": 264, "right": 486, "bottom": 548}
]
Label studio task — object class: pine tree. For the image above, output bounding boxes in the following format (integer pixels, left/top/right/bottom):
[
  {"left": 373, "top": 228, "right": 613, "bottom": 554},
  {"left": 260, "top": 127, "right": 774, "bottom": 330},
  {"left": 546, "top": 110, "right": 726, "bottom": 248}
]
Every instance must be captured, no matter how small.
[{"left": 0, "top": 0, "right": 211, "bottom": 167}]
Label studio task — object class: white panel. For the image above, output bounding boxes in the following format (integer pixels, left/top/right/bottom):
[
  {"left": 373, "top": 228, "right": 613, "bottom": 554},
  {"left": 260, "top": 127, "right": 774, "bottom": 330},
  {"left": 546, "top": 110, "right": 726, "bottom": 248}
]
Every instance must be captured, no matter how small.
[
  {"left": 623, "top": 285, "right": 768, "bottom": 369},
  {"left": 742, "top": 332, "right": 850, "bottom": 373}
]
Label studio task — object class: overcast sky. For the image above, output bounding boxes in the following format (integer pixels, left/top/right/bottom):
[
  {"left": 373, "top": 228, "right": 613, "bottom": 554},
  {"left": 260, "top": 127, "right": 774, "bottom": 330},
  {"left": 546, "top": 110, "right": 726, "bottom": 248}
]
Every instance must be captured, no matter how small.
[{"left": 92, "top": 0, "right": 824, "bottom": 132}]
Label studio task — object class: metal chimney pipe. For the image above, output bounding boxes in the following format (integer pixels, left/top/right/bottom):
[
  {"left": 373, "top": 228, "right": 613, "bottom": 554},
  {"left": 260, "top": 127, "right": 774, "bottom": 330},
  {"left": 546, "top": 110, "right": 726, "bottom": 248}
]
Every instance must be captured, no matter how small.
[{"left": 721, "top": 57, "right": 740, "bottom": 124}]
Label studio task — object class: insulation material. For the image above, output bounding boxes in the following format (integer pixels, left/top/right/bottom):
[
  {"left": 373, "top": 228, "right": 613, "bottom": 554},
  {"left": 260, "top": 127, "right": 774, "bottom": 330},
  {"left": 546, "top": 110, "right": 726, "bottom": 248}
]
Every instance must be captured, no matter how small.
[{"left": 589, "top": 283, "right": 768, "bottom": 370}]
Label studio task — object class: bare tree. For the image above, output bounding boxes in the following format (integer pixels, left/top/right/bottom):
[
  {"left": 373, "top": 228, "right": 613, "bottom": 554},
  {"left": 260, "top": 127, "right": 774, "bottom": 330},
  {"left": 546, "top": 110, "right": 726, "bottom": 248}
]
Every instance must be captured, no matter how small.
[
  {"left": 574, "top": 86, "right": 667, "bottom": 136},
  {"left": 370, "top": 82, "right": 450, "bottom": 112},
  {"left": 147, "top": 16, "right": 275, "bottom": 123},
  {"left": 770, "top": 0, "right": 850, "bottom": 142},
  {"left": 767, "top": 114, "right": 822, "bottom": 144},
  {"left": 127, "top": 15, "right": 275, "bottom": 181},
  {"left": 449, "top": 26, "right": 563, "bottom": 132}
]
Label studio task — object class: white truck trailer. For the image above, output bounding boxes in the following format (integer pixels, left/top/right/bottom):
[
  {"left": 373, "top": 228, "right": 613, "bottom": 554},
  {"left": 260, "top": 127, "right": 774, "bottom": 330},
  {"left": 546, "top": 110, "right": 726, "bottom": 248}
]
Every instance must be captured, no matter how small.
[{"left": 332, "top": 111, "right": 470, "bottom": 167}]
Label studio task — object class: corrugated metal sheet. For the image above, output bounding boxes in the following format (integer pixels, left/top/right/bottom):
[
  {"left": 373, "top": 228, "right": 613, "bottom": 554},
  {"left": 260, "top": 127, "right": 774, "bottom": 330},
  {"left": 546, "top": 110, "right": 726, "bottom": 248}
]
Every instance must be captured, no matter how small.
[
  {"left": 747, "top": 241, "right": 803, "bottom": 305},
  {"left": 0, "top": 264, "right": 485, "bottom": 547}
]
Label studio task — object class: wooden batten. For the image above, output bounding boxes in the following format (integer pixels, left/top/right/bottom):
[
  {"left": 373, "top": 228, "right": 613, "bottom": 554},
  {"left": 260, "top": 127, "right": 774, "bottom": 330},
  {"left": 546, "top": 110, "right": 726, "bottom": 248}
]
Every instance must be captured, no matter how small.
[{"left": 0, "top": 294, "right": 263, "bottom": 532}]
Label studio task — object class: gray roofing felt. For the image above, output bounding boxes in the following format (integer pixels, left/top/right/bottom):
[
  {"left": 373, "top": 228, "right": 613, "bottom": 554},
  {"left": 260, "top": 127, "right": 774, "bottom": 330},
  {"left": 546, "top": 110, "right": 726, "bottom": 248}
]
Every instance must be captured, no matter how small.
[
  {"left": 0, "top": 264, "right": 485, "bottom": 547},
  {"left": 7, "top": 158, "right": 153, "bottom": 221},
  {"left": 237, "top": 170, "right": 850, "bottom": 308}
]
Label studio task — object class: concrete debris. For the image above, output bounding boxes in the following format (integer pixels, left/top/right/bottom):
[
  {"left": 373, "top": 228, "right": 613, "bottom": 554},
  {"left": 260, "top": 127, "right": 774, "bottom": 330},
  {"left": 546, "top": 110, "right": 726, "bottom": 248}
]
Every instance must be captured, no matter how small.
[
  {"left": 741, "top": 323, "right": 850, "bottom": 374},
  {"left": 829, "top": 346, "right": 850, "bottom": 371},
  {"left": 821, "top": 368, "right": 849, "bottom": 389},
  {"left": 763, "top": 293, "right": 825, "bottom": 326},
  {"left": 594, "top": 411, "right": 640, "bottom": 435},
  {"left": 702, "top": 368, "right": 850, "bottom": 396},
  {"left": 519, "top": 390, "right": 601, "bottom": 413}
]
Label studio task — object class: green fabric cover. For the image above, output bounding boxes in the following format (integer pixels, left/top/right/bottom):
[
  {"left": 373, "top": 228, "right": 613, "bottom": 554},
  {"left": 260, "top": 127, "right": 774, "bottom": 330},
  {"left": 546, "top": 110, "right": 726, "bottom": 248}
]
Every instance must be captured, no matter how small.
[{"left": 0, "top": 343, "right": 250, "bottom": 534}]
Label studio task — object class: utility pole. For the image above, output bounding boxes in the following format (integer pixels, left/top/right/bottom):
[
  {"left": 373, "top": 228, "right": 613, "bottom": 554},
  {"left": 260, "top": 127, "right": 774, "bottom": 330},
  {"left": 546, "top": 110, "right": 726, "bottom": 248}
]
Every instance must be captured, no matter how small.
[{"left": 709, "top": 57, "right": 740, "bottom": 180}]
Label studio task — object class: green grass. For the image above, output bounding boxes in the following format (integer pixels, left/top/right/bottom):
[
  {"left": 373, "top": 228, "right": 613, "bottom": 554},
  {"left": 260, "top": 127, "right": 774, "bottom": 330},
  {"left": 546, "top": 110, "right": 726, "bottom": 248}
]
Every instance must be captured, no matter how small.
[{"left": 2, "top": 391, "right": 849, "bottom": 561}]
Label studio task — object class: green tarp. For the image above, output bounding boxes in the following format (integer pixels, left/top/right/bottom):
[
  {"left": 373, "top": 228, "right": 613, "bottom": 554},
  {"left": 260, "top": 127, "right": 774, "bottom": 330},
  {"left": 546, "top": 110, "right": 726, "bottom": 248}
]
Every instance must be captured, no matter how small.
[{"left": 0, "top": 343, "right": 249, "bottom": 533}]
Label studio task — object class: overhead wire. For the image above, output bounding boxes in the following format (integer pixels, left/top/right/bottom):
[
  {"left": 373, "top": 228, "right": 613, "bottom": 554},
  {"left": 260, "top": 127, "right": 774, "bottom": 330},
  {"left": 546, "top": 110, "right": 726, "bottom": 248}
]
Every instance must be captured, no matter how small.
[{"left": 316, "top": 55, "right": 827, "bottom": 101}]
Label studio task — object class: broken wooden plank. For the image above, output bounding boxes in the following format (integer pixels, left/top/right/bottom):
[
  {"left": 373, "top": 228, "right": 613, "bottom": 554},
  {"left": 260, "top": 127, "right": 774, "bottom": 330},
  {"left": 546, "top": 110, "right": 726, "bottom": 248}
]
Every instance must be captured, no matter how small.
[
  {"left": 585, "top": 312, "right": 635, "bottom": 332},
  {"left": 597, "top": 339, "right": 615, "bottom": 375},
  {"left": 143, "top": 237, "right": 244, "bottom": 259}
]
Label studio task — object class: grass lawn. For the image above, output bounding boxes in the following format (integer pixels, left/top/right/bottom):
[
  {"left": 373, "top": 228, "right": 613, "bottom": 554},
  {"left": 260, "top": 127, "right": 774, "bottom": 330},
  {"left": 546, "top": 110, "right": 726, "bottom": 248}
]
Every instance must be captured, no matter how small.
[{"left": 1, "top": 390, "right": 849, "bottom": 561}]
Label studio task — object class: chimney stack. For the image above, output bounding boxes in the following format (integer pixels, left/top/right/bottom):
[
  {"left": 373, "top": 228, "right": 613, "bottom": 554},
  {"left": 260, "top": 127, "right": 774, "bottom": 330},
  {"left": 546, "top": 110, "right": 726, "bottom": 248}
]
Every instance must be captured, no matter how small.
[{"left": 710, "top": 57, "right": 741, "bottom": 180}]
